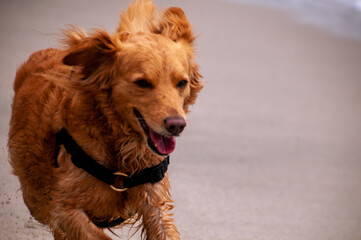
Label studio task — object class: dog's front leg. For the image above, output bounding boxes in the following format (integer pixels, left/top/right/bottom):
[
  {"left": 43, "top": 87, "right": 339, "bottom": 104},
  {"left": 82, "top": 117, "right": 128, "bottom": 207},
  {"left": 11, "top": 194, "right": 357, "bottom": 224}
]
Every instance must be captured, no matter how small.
[
  {"left": 141, "top": 199, "right": 180, "bottom": 240},
  {"left": 50, "top": 208, "right": 112, "bottom": 240}
]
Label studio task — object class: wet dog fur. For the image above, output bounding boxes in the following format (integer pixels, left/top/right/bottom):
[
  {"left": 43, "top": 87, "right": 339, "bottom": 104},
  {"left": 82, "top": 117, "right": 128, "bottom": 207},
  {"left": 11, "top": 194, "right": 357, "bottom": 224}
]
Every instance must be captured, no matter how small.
[{"left": 8, "top": 0, "right": 202, "bottom": 239}]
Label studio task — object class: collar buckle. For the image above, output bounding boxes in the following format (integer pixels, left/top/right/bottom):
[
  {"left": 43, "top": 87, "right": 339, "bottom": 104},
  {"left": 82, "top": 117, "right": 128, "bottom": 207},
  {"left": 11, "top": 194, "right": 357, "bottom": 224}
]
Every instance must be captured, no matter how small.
[{"left": 110, "top": 172, "right": 129, "bottom": 192}]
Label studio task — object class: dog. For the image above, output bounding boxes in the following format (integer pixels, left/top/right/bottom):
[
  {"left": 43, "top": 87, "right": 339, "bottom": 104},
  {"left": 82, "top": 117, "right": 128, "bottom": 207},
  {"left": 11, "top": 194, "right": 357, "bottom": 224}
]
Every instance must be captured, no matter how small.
[{"left": 8, "top": 0, "right": 202, "bottom": 239}]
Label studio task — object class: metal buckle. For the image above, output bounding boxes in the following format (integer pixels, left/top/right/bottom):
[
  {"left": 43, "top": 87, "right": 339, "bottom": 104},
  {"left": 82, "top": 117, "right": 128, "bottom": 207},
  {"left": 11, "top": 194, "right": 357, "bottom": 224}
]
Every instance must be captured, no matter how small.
[{"left": 110, "top": 172, "right": 128, "bottom": 192}]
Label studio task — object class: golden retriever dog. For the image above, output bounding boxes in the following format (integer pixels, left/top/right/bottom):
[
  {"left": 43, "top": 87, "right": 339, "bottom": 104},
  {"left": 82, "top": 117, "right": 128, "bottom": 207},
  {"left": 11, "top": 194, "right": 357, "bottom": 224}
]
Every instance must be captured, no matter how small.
[{"left": 8, "top": 0, "right": 202, "bottom": 239}]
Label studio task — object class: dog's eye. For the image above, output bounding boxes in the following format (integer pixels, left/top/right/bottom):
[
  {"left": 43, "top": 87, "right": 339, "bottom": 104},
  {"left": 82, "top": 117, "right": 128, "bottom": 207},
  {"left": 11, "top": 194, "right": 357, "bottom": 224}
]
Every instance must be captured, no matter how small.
[
  {"left": 176, "top": 80, "right": 188, "bottom": 88},
  {"left": 134, "top": 79, "right": 153, "bottom": 89}
]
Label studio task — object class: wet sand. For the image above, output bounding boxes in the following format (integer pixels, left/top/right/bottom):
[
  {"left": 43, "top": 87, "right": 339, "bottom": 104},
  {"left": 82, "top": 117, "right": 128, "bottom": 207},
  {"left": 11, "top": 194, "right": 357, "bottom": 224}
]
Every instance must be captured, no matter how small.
[{"left": 1, "top": 0, "right": 361, "bottom": 239}]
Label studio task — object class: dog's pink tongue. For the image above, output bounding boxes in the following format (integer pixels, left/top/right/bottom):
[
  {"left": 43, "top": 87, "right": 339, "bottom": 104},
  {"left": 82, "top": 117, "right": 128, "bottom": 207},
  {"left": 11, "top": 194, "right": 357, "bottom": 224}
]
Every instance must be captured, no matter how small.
[{"left": 149, "top": 129, "right": 176, "bottom": 155}]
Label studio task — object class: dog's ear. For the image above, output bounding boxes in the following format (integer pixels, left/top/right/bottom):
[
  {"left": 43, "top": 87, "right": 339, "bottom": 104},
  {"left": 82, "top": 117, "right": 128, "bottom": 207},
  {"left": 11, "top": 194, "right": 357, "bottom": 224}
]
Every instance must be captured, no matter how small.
[
  {"left": 63, "top": 30, "right": 118, "bottom": 81},
  {"left": 157, "top": 7, "right": 202, "bottom": 111},
  {"left": 184, "top": 62, "right": 203, "bottom": 112},
  {"left": 158, "top": 7, "right": 195, "bottom": 44}
]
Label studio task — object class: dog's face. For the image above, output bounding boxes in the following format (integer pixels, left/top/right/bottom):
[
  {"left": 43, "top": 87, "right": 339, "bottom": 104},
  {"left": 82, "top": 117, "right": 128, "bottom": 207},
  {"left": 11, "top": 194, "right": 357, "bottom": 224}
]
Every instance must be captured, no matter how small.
[
  {"left": 113, "top": 34, "right": 195, "bottom": 155},
  {"left": 63, "top": 8, "right": 202, "bottom": 156}
]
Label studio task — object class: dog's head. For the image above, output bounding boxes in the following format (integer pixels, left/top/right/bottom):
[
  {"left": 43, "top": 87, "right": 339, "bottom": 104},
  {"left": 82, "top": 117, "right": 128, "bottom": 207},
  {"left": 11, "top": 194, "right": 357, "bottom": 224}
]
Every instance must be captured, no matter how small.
[{"left": 62, "top": 0, "right": 202, "bottom": 156}]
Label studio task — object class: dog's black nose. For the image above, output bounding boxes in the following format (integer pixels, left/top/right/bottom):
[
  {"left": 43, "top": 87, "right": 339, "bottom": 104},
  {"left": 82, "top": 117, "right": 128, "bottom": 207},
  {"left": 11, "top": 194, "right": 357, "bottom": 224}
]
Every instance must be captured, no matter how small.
[{"left": 164, "top": 116, "right": 186, "bottom": 135}]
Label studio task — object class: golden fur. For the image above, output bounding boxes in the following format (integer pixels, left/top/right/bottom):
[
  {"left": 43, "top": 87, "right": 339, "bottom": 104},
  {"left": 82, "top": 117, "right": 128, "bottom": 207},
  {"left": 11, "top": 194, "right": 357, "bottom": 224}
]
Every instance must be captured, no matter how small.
[{"left": 8, "top": 0, "right": 202, "bottom": 239}]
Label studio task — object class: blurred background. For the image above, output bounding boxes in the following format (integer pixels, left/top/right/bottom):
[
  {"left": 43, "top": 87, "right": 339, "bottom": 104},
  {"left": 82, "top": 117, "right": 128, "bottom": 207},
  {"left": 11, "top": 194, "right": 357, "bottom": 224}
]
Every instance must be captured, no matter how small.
[{"left": 1, "top": 0, "right": 361, "bottom": 239}]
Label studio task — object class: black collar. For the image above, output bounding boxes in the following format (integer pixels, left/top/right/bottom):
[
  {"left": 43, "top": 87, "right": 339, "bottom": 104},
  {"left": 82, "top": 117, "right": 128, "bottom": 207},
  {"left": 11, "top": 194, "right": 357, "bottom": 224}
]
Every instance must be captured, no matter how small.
[
  {"left": 55, "top": 128, "right": 170, "bottom": 191},
  {"left": 54, "top": 128, "right": 170, "bottom": 228}
]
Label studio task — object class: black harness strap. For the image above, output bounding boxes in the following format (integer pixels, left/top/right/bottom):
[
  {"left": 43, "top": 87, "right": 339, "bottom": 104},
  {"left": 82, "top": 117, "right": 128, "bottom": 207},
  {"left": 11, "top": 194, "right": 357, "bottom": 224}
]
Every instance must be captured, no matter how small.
[
  {"left": 55, "top": 128, "right": 170, "bottom": 189},
  {"left": 54, "top": 128, "right": 170, "bottom": 228},
  {"left": 56, "top": 128, "right": 116, "bottom": 185},
  {"left": 92, "top": 216, "right": 127, "bottom": 229},
  {"left": 123, "top": 156, "right": 169, "bottom": 188}
]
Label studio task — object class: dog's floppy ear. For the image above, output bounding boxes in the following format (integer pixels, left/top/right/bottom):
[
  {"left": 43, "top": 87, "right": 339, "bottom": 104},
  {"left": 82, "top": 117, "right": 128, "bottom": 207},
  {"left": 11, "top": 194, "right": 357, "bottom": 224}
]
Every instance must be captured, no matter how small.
[
  {"left": 63, "top": 29, "right": 118, "bottom": 81},
  {"left": 184, "top": 62, "right": 203, "bottom": 112},
  {"left": 158, "top": 7, "right": 195, "bottom": 44},
  {"left": 157, "top": 8, "right": 202, "bottom": 111}
]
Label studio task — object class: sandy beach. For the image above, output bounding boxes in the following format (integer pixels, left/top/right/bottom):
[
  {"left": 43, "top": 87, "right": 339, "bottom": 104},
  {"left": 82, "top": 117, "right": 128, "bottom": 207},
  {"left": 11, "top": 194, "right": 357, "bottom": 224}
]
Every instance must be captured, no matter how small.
[{"left": 1, "top": 0, "right": 361, "bottom": 239}]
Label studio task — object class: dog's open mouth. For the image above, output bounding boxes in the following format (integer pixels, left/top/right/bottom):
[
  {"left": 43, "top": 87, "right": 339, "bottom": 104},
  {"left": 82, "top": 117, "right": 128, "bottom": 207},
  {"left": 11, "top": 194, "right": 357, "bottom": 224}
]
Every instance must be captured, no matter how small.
[{"left": 133, "top": 108, "right": 176, "bottom": 156}]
